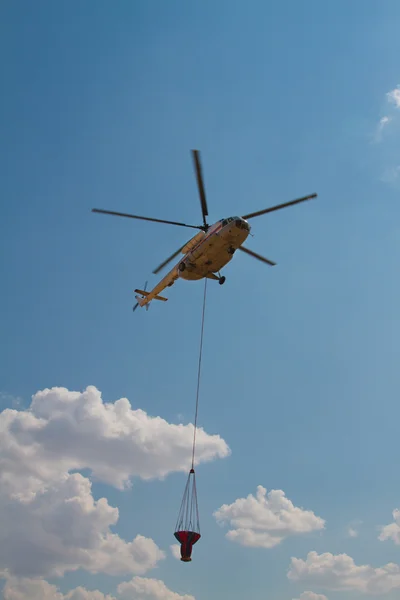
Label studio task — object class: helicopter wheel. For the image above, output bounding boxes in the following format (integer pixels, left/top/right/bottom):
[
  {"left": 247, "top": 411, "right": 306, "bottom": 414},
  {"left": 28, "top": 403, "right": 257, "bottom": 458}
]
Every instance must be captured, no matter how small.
[
  {"left": 178, "top": 262, "right": 186, "bottom": 272},
  {"left": 219, "top": 276, "right": 226, "bottom": 285}
]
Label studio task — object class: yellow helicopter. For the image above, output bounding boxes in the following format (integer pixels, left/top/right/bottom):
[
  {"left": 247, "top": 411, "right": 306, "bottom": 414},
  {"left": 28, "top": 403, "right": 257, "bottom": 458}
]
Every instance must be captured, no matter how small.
[{"left": 92, "top": 150, "right": 317, "bottom": 311}]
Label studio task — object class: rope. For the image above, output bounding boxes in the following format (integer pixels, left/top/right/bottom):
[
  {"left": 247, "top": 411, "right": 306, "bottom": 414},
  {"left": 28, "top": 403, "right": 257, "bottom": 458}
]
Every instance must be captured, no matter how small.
[{"left": 191, "top": 277, "right": 208, "bottom": 470}]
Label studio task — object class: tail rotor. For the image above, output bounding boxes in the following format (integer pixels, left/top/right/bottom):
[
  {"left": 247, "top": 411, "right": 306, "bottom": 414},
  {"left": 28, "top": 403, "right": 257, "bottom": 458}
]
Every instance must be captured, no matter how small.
[
  {"left": 133, "top": 281, "right": 149, "bottom": 313},
  {"left": 144, "top": 281, "right": 150, "bottom": 312}
]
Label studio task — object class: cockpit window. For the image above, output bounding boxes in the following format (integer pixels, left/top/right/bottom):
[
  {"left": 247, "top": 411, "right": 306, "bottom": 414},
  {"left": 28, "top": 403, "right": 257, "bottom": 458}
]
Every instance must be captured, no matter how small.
[{"left": 222, "top": 217, "right": 246, "bottom": 227}]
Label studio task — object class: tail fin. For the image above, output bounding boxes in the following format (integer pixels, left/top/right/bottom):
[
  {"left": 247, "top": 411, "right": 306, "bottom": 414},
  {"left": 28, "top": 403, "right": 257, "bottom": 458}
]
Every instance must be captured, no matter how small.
[
  {"left": 133, "top": 281, "right": 148, "bottom": 312},
  {"left": 134, "top": 294, "right": 148, "bottom": 307},
  {"left": 133, "top": 297, "right": 148, "bottom": 311}
]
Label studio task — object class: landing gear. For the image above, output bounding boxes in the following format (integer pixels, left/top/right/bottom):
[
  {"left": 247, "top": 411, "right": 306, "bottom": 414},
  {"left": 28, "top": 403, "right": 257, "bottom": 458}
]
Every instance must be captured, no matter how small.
[
  {"left": 228, "top": 246, "right": 235, "bottom": 255},
  {"left": 179, "top": 262, "right": 186, "bottom": 272},
  {"left": 206, "top": 271, "right": 226, "bottom": 285}
]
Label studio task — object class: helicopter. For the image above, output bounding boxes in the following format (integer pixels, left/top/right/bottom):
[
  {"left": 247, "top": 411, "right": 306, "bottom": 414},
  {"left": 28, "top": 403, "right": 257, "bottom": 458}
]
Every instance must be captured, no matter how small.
[{"left": 92, "top": 150, "right": 318, "bottom": 311}]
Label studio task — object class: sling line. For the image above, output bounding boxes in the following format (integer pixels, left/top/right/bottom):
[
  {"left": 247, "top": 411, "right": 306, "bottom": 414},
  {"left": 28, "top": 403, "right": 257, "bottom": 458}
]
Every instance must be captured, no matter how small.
[{"left": 191, "top": 277, "right": 208, "bottom": 470}]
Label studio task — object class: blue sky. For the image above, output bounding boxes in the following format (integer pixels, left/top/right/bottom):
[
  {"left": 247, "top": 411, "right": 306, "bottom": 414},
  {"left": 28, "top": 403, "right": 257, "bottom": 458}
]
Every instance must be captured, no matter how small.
[{"left": 1, "top": 1, "right": 400, "bottom": 599}]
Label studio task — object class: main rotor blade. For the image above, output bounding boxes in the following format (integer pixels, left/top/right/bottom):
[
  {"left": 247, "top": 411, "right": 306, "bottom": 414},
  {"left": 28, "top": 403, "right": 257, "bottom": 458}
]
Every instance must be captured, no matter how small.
[
  {"left": 92, "top": 208, "right": 201, "bottom": 230},
  {"left": 242, "top": 193, "right": 317, "bottom": 220},
  {"left": 153, "top": 244, "right": 186, "bottom": 275},
  {"left": 239, "top": 245, "right": 276, "bottom": 266},
  {"left": 191, "top": 150, "right": 209, "bottom": 229}
]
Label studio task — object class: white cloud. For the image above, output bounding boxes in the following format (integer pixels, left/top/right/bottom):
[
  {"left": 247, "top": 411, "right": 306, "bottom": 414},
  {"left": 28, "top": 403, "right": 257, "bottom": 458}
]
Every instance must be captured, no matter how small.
[
  {"left": 387, "top": 86, "right": 400, "bottom": 108},
  {"left": 2, "top": 576, "right": 64, "bottom": 600},
  {"left": 0, "top": 385, "right": 229, "bottom": 492},
  {"left": 1, "top": 575, "right": 116, "bottom": 600},
  {"left": 293, "top": 593, "right": 328, "bottom": 600},
  {"left": 0, "top": 470, "right": 164, "bottom": 578},
  {"left": 170, "top": 544, "right": 181, "bottom": 560},
  {"left": 0, "top": 385, "right": 229, "bottom": 579},
  {"left": 288, "top": 551, "right": 400, "bottom": 594},
  {"left": 213, "top": 486, "right": 325, "bottom": 548},
  {"left": 64, "top": 591, "right": 115, "bottom": 600},
  {"left": 346, "top": 519, "right": 361, "bottom": 538},
  {"left": 347, "top": 527, "right": 358, "bottom": 538},
  {"left": 375, "top": 115, "right": 392, "bottom": 141},
  {"left": 374, "top": 86, "right": 400, "bottom": 142},
  {"left": 379, "top": 508, "right": 400, "bottom": 545},
  {"left": 117, "top": 577, "right": 195, "bottom": 600},
  {"left": 1, "top": 574, "right": 193, "bottom": 600}
]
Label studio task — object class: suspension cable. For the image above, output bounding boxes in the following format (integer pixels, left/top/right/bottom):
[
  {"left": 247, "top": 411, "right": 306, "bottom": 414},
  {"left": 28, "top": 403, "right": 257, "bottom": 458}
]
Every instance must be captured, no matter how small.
[{"left": 191, "top": 277, "right": 208, "bottom": 470}]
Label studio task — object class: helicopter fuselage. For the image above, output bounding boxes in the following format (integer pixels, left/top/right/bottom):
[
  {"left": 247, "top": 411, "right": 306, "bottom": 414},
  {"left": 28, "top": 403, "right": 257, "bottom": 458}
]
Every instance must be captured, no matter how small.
[
  {"left": 133, "top": 216, "right": 251, "bottom": 309},
  {"left": 178, "top": 216, "right": 251, "bottom": 280}
]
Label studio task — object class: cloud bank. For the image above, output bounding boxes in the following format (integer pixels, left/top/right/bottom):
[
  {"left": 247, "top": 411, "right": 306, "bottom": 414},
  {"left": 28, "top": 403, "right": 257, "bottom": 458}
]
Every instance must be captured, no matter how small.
[
  {"left": 1, "top": 385, "right": 229, "bottom": 491},
  {"left": 293, "top": 593, "right": 328, "bottom": 600},
  {"left": 379, "top": 508, "right": 400, "bottom": 545},
  {"left": 288, "top": 551, "right": 400, "bottom": 594},
  {"left": 0, "top": 386, "right": 229, "bottom": 578},
  {"left": 117, "top": 577, "right": 195, "bottom": 600},
  {"left": 1, "top": 575, "right": 194, "bottom": 600},
  {"left": 170, "top": 544, "right": 181, "bottom": 560},
  {"left": 214, "top": 485, "right": 325, "bottom": 548}
]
